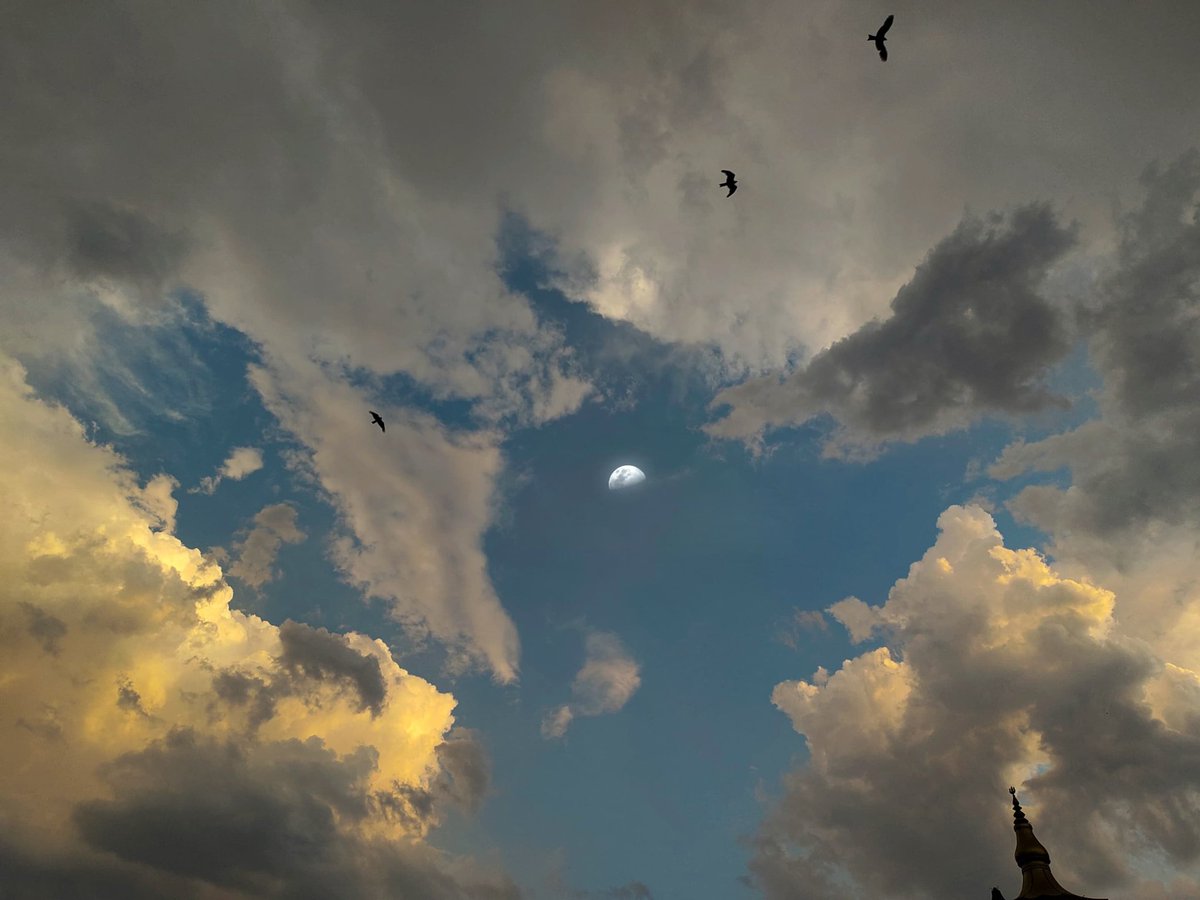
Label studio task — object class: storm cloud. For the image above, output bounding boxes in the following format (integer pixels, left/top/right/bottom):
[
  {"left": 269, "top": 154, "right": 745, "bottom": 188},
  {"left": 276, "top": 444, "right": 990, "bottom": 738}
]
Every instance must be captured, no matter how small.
[{"left": 707, "top": 205, "right": 1077, "bottom": 456}]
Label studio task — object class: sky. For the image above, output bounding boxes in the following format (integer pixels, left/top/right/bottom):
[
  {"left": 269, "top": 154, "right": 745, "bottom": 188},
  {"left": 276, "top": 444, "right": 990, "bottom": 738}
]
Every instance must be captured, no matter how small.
[{"left": 2, "top": 1, "right": 1200, "bottom": 898}]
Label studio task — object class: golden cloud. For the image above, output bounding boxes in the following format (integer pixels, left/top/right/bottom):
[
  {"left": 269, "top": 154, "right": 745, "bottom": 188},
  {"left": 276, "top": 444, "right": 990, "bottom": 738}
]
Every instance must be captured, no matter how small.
[{"left": 0, "top": 355, "right": 485, "bottom": 892}]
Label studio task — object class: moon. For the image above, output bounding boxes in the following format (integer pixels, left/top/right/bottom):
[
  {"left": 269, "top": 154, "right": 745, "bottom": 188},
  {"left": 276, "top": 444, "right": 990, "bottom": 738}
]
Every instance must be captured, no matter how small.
[{"left": 608, "top": 465, "right": 646, "bottom": 490}]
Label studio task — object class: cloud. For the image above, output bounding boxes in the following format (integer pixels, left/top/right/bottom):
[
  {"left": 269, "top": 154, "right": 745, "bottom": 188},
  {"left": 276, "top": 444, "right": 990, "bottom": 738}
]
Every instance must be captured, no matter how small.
[
  {"left": 278, "top": 619, "right": 387, "bottom": 717},
  {"left": 252, "top": 359, "right": 521, "bottom": 683},
  {"left": 567, "top": 883, "right": 654, "bottom": 900},
  {"left": 62, "top": 200, "right": 188, "bottom": 309},
  {"left": 541, "top": 706, "right": 576, "bottom": 741},
  {"left": 3, "top": 0, "right": 1192, "bottom": 413},
  {"left": 775, "top": 608, "right": 829, "bottom": 650},
  {"left": 434, "top": 727, "right": 493, "bottom": 814},
  {"left": 2, "top": 1, "right": 1195, "bottom": 697},
  {"left": 991, "top": 150, "right": 1200, "bottom": 541},
  {"left": 0, "top": 0, "right": 587, "bottom": 425},
  {"left": 542, "top": 632, "right": 641, "bottom": 739},
  {"left": 751, "top": 505, "right": 1200, "bottom": 899},
  {"left": 191, "top": 445, "right": 264, "bottom": 494},
  {"left": 706, "top": 205, "right": 1077, "bottom": 457},
  {"left": 0, "top": 355, "right": 516, "bottom": 898},
  {"left": 227, "top": 501, "right": 307, "bottom": 589}
]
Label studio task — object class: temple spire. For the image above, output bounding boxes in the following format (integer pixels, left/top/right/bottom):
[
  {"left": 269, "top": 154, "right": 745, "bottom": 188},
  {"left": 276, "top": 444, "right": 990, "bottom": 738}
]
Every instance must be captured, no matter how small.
[{"left": 1003, "top": 787, "right": 1104, "bottom": 900}]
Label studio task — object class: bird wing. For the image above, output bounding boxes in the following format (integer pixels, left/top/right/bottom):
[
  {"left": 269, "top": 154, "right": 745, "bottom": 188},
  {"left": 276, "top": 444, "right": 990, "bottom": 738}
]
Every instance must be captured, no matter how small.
[
  {"left": 878, "top": 14, "right": 893, "bottom": 36},
  {"left": 726, "top": 184, "right": 737, "bottom": 196},
  {"left": 878, "top": 44, "right": 888, "bottom": 61},
  {"left": 379, "top": 421, "right": 385, "bottom": 432},
  {"left": 721, "top": 170, "right": 735, "bottom": 180}
]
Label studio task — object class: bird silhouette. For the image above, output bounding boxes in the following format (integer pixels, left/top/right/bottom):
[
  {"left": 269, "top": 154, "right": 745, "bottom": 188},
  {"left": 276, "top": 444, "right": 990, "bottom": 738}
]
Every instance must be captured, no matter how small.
[
  {"left": 370, "top": 411, "right": 385, "bottom": 433},
  {"left": 720, "top": 170, "right": 738, "bottom": 197},
  {"left": 991, "top": 889, "right": 1005, "bottom": 900},
  {"left": 869, "top": 14, "right": 893, "bottom": 61}
]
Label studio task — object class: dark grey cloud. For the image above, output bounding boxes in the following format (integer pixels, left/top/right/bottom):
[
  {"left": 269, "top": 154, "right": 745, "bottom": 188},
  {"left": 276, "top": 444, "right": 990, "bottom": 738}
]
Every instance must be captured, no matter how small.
[
  {"left": 207, "top": 622, "right": 394, "bottom": 732},
  {"left": 379, "top": 728, "right": 494, "bottom": 831},
  {"left": 75, "top": 729, "right": 362, "bottom": 889},
  {"left": 211, "top": 669, "right": 279, "bottom": 730},
  {"left": 434, "top": 727, "right": 491, "bottom": 813},
  {"left": 0, "top": 833, "right": 197, "bottom": 900},
  {"left": 70, "top": 727, "right": 520, "bottom": 900},
  {"left": 20, "top": 601, "right": 67, "bottom": 655},
  {"left": 600, "top": 883, "right": 653, "bottom": 900},
  {"left": 115, "top": 678, "right": 149, "bottom": 717},
  {"left": 707, "top": 205, "right": 1078, "bottom": 456},
  {"left": 278, "top": 620, "right": 387, "bottom": 717},
  {"left": 569, "top": 882, "right": 654, "bottom": 900},
  {"left": 992, "top": 151, "right": 1200, "bottom": 538},
  {"left": 63, "top": 200, "right": 187, "bottom": 303}
]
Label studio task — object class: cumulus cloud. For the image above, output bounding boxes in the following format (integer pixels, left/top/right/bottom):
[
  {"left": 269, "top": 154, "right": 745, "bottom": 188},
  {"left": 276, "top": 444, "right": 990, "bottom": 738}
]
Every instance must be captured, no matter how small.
[
  {"left": 706, "top": 205, "right": 1077, "bottom": 456},
  {"left": 252, "top": 359, "right": 521, "bottom": 683},
  {"left": 0, "top": 356, "right": 515, "bottom": 898},
  {"left": 227, "top": 502, "right": 307, "bottom": 588},
  {"left": 191, "top": 445, "right": 264, "bottom": 495},
  {"left": 542, "top": 632, "right": 642, "bottom": 739},
  {"left": 752, "top": 505, "right": 1200, "bottom": 899}
]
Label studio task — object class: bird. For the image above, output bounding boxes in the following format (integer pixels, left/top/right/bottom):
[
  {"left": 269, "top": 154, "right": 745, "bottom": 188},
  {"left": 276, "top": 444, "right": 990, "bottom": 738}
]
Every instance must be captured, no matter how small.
[
  {"left": 370, "top": 411, "right": 385, "bottom": 433},
  {"left": 869, "top": 14, "right": 893, "bottom": 61},
  {"left": 719, "top": 170, "right": 738, "bottom": 197}
]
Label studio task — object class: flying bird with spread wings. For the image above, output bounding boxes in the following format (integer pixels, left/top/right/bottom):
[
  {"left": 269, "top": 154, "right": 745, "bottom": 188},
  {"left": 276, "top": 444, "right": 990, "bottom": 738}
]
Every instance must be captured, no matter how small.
[
  {"left": 869, "top": 14, "right": 894, "bottom": 61},
  {"left": 370, "top": 411, "right": 385, "bottom": 433},
  {"left": 720, "top": 170, "right": 738, "bottom": 197}
]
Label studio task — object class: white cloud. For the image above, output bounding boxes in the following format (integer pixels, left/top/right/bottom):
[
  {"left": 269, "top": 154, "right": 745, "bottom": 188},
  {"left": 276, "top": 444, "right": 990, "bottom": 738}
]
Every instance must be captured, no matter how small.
[
  {"left": 542, "top": 632, "right": 642, "bottom": 739},
  {"left": 192, "top": 445, "right": 264, "bottom": 495}
]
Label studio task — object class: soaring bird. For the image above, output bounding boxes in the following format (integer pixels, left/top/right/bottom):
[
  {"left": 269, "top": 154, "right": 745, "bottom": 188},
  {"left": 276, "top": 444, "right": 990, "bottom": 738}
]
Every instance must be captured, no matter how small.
[
  {"left": 370, "top": 411, "right": 385, "bottom": 433},
  {"left": 720, "top": 170, "right": 738, "bottom": 197},
  {"left": 869, "top": 14, "right": 893, "bottom": 61}
]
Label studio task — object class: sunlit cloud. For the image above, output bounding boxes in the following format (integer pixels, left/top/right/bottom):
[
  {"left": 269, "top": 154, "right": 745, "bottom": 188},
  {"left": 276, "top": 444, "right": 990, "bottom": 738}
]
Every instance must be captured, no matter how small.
[
  {"left": 753, "top": 505, "right": 1200, "bottom": 899},
  {"left": 0, "top": 355, "right": 514, "bottom": 897}
]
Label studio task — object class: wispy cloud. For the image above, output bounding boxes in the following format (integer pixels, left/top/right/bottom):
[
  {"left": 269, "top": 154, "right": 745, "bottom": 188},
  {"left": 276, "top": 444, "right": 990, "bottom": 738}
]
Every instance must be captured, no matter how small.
[
  {"left": 542, "top": 632, "right": 642, "bottom": 739},
  {"left": 251, "top": 359, "right": 521, "bottom": 683},
  {"left": 227, "top": 502, "right": 306, "bottom": 589},
  {"left": 191, "top": 446, "right": 264, "bottom": 495}
]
